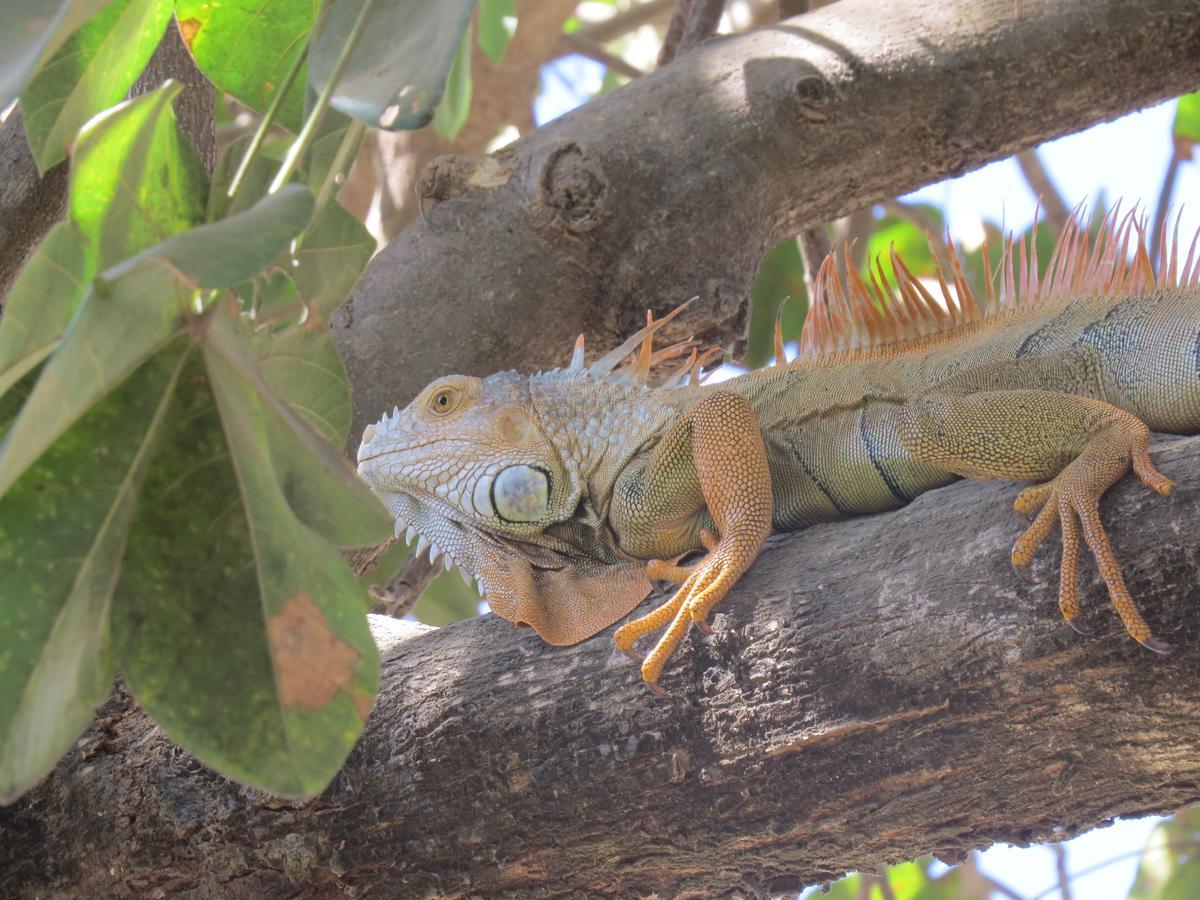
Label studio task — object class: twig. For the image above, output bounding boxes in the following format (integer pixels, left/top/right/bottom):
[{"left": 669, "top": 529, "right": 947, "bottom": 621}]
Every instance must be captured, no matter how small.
[
  {"left": 1015, "top": 147, "right": 1070, "bottom": 235},
  {"left": 557, "top": 33, "right": 645, "bottom": 79},
  {"left": 1149, "top": 138, "right": 1187, "bottom": 269},
  {"left": 874, "top": 864, "right": 897, "bottom": 900},
  {"left": 1051, "top": 842, "right": 1073, "bottom": 900},
  {"left": 369, "top": 551, "right": 441, "bottom": 619},
  {"left": 657, "top": 0, "right": 725, "bottom": 66},
  {"left": 964, "top": 850, "right": 1027, "bottom": 900},
  {"left": 576, "top": 0, "right": 675, "bottom": 44}
]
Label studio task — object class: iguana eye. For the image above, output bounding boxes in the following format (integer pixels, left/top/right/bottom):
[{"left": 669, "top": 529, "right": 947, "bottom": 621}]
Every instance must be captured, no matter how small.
[{"left": 428, "top": 386, "right": 460, "bottom": 417}]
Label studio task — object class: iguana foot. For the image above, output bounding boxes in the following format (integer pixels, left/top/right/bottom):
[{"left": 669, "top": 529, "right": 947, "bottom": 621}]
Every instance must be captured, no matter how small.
[
  {"left": 1009, "top": 431, "right": 1173, "bottom": 649},
  {"left": 614, "top": 536, "right": 753, "bottom": 690}
]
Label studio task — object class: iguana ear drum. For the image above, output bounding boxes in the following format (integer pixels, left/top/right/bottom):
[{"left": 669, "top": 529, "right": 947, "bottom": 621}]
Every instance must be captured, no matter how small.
[{"left": 492, "top": 465, "right": 549, "bottom": 523}]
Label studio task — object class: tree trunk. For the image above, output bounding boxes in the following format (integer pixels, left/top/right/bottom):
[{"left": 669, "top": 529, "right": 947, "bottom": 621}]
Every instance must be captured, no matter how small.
[
  {"left": 335, "top": 0, "right": 1200, "bottom": 443},
  {"left": 3, "top": 433, "right": 1199, "bottom": 898}
]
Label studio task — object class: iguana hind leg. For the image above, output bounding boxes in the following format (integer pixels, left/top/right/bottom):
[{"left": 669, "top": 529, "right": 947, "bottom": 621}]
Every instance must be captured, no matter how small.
[
  {"left": 613, "top": 393, "right": 773, "bottom": 693},
  {"left": 900, "top": 389, "right": 1173, "bottom": 649}
]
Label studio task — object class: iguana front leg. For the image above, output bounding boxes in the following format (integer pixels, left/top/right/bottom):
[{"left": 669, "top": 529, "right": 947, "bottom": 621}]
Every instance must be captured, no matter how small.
[
  {"left": 899, "top": 387, "right": 1173, "bottom": 649},
  {"left": 612, "top": 391, "right": 773, "bottom": 692}
]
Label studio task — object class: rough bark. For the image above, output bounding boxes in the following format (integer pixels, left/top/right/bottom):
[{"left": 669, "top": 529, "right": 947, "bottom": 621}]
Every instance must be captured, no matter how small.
[
  {"left": 335, "top": 0, "right": 1200, "bottom": 443},
  {"left": 4, "top": 433, "right": 1200, "bottom": 898}
]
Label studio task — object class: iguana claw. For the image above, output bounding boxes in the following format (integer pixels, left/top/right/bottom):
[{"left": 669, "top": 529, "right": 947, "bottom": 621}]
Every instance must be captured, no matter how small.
[{"left": 1008, "top": 421, "right": 1173, "bottom": 649}]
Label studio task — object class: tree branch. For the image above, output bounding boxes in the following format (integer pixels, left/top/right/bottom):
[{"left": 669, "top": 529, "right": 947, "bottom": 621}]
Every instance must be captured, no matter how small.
[
  {"left": 335, "top": 0, "right": 1200, "bottom": 443},
  {"left": 4, "top": 434, "right": 1200, "bottom": 897}
]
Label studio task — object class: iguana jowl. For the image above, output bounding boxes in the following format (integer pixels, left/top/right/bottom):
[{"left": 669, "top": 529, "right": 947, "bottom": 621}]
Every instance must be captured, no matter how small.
[{"left": 357, "top": 208, "right": 1199, "bottom": 692}]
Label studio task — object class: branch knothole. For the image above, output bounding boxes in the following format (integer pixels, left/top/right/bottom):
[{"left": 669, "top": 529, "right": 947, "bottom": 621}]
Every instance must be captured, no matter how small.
[
  {"left": 793, "top": 73, "right": 833, "bottom": 122},
  {"left": 534, "top": 141, "right": 609, "bottom": 235},
  {"left": 417, "top": 155, "right": 463, "bottom": 205}
]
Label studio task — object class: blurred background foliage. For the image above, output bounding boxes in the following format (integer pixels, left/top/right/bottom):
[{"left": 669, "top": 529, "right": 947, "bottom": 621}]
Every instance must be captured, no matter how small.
[{"left": 333, "top": 2, "right": 1200, "bottom": 896}]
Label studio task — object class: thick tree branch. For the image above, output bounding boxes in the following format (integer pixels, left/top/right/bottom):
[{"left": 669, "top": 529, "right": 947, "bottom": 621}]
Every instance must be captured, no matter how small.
[
  {"left": 336, "top": 0, "right": 1200, "bottom": 443},
  {"left": 4, "top": 434, "right": 1200, "bottom": 897}
]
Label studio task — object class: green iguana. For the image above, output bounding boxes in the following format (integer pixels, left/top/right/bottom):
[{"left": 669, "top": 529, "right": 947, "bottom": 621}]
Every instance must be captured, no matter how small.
[{"left": 356, "top": 207, "right": 1198, "bottom": 693}]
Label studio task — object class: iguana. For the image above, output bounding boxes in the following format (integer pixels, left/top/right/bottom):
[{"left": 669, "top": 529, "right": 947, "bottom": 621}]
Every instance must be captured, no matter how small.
[{"left": 356, "top": 207, "right": 1199, "bottom": 693}]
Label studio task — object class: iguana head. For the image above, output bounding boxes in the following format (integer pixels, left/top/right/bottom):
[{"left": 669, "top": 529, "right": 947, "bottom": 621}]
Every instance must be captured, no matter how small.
[
  {"left": 356, "top": 367, "right": 655, "bottom": 645},
  {"left": 356, "top": 306, "right": 712, "bottom": 646}
]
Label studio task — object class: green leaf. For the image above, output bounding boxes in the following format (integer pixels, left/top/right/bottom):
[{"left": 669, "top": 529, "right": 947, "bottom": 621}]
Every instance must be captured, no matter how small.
[
  {"left": 865, "top": 210, "right": 940, "bottom": 282},
  {"left": 257, "top": 324, "right": 353, "bottom": 447},
  {"left": 305, "top": 109, "right": 366, "bottom": 207},
  {"left": 112, "top": 308, "right": 383, "bottom": 797},
  {"left": 1173, "top": 91, "right": 1200, "bottom": 154},
  {"left": 19, "top": 0, "right": 172, "bottom": 172},
  {"left": 309, "top": 0, "right": 475, "bottom": 130},
  {"left": 0, "top": 0, "right": 114, "bottom": 108},
  {"left": 110, "top": 184, "right": 315, "bottom": 289},
  {"left": 0, "top": 344, "right": 189, "bottom": 803},
  {"left": 0, "top": 80, "right": 205, "bottom": 397},
  {"left": 0, "top": 223, "right": 90, "bottom": 397},
  {"left": 70, "top": 81, "right": 208, "bottom": 269},
  {"left": 208, "top": 310, "right": 390, "bottom": 548},
  {"left": 176, "top": 0, "right": 313, "bottom": 134},
  {"left": 207, "top": 135, "right": 277, "bottom": 222},
  {"left": 292, "top": 200, "right": 374, "bottom": 318},
  {"left": 433, "top": 22, "right": 473, "bottom": 140},
  {"left": 0, "top": 257, "right": 194, "bottom": 498},
  {"left": 0, "top": 186, "right": 314, "bottom": 498},
  {"left": 745, "top": 237, "right": 808, "bottom": 369},
  {"left": 477, "top": 0, "right": 516, "bottom": 64}
]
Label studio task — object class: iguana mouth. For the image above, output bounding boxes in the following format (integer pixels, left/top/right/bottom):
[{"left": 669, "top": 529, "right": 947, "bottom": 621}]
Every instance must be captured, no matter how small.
[{"left": 380, "top": 491, "right": 491, "bottom": 597}]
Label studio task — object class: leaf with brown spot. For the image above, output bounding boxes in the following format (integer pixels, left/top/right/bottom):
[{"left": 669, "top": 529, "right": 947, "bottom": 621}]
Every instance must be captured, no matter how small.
[
  {"left": 113, "top": 302, "right": 384, "bottom": 799},
  {"left": 269, "top": 592, "right": 363, "bottom": 714}
]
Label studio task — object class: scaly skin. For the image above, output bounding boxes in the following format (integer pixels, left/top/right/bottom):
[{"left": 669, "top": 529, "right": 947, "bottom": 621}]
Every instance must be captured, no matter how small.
[{"left": 357, "top": 211, "right": 1200, "bottom": 690}]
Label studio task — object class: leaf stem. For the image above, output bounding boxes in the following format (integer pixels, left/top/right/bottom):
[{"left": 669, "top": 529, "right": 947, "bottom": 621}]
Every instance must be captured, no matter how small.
[
  {"left": 225, "top": 39, "right": 310, "bottom": 207},
  {"left": 269, "top": 0, "right": 375, "bottom": 195},
  {"left": 312, "top": 119, "right": 366, "bottom": 216}
]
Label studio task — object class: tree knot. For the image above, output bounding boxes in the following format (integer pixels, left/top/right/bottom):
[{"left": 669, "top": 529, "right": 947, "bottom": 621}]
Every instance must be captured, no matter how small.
[{"left": 534, "top": 141, "right": 609, "bottom": 234}]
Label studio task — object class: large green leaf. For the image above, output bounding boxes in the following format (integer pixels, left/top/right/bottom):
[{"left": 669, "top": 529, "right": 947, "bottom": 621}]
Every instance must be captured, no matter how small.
[
  {"left": 0, "top": 0, "right": 113, "bottom": 108},
  {"left": 308, "top": 0, "right": 475, "bottom": 130},
  {"left": 210, "top": 310, "right": 390, "bottom": 547},
  {"left": 0, "top": 344, "right": 189, "bottom": 803},
  {"left": 0, "top": 187, "right": 315, "bottom": 498},
  {"left": 70, "top": 81, "right": 208, "bottom": 268},
  {"left": 0, "top": 81, "right": 205, "bottom": 398},
  {"left": 176, "top": 0, "right": 314, "bottom": 134},
  {"left": 0, "top": 223, "right": 90, "bottom": 397},
  {"left": 20, "top": 0, "right": 172, "bottom": 172},
  {"left": 292, "top": 200, "right": 374, "bottom": 318},
  {"left": 109, "top": 183, "right": 315, "bottom": 288},
  {"left": 257, "top": 324, "right": 352, "bottom": 447},
  {"left": 112, "top": 306, "right": 385, "bottom": 797}
]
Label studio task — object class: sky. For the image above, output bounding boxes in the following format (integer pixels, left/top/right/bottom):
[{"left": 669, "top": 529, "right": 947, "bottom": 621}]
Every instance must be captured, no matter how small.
[{"left": 534, "top": 47, "right": 1193, "bottom": 900}]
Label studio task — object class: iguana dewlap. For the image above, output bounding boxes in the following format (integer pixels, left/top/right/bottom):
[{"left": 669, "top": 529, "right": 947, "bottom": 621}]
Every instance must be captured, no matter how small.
[{"left": 357, "top": 208, "right": 1198, "bottom": 692}]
